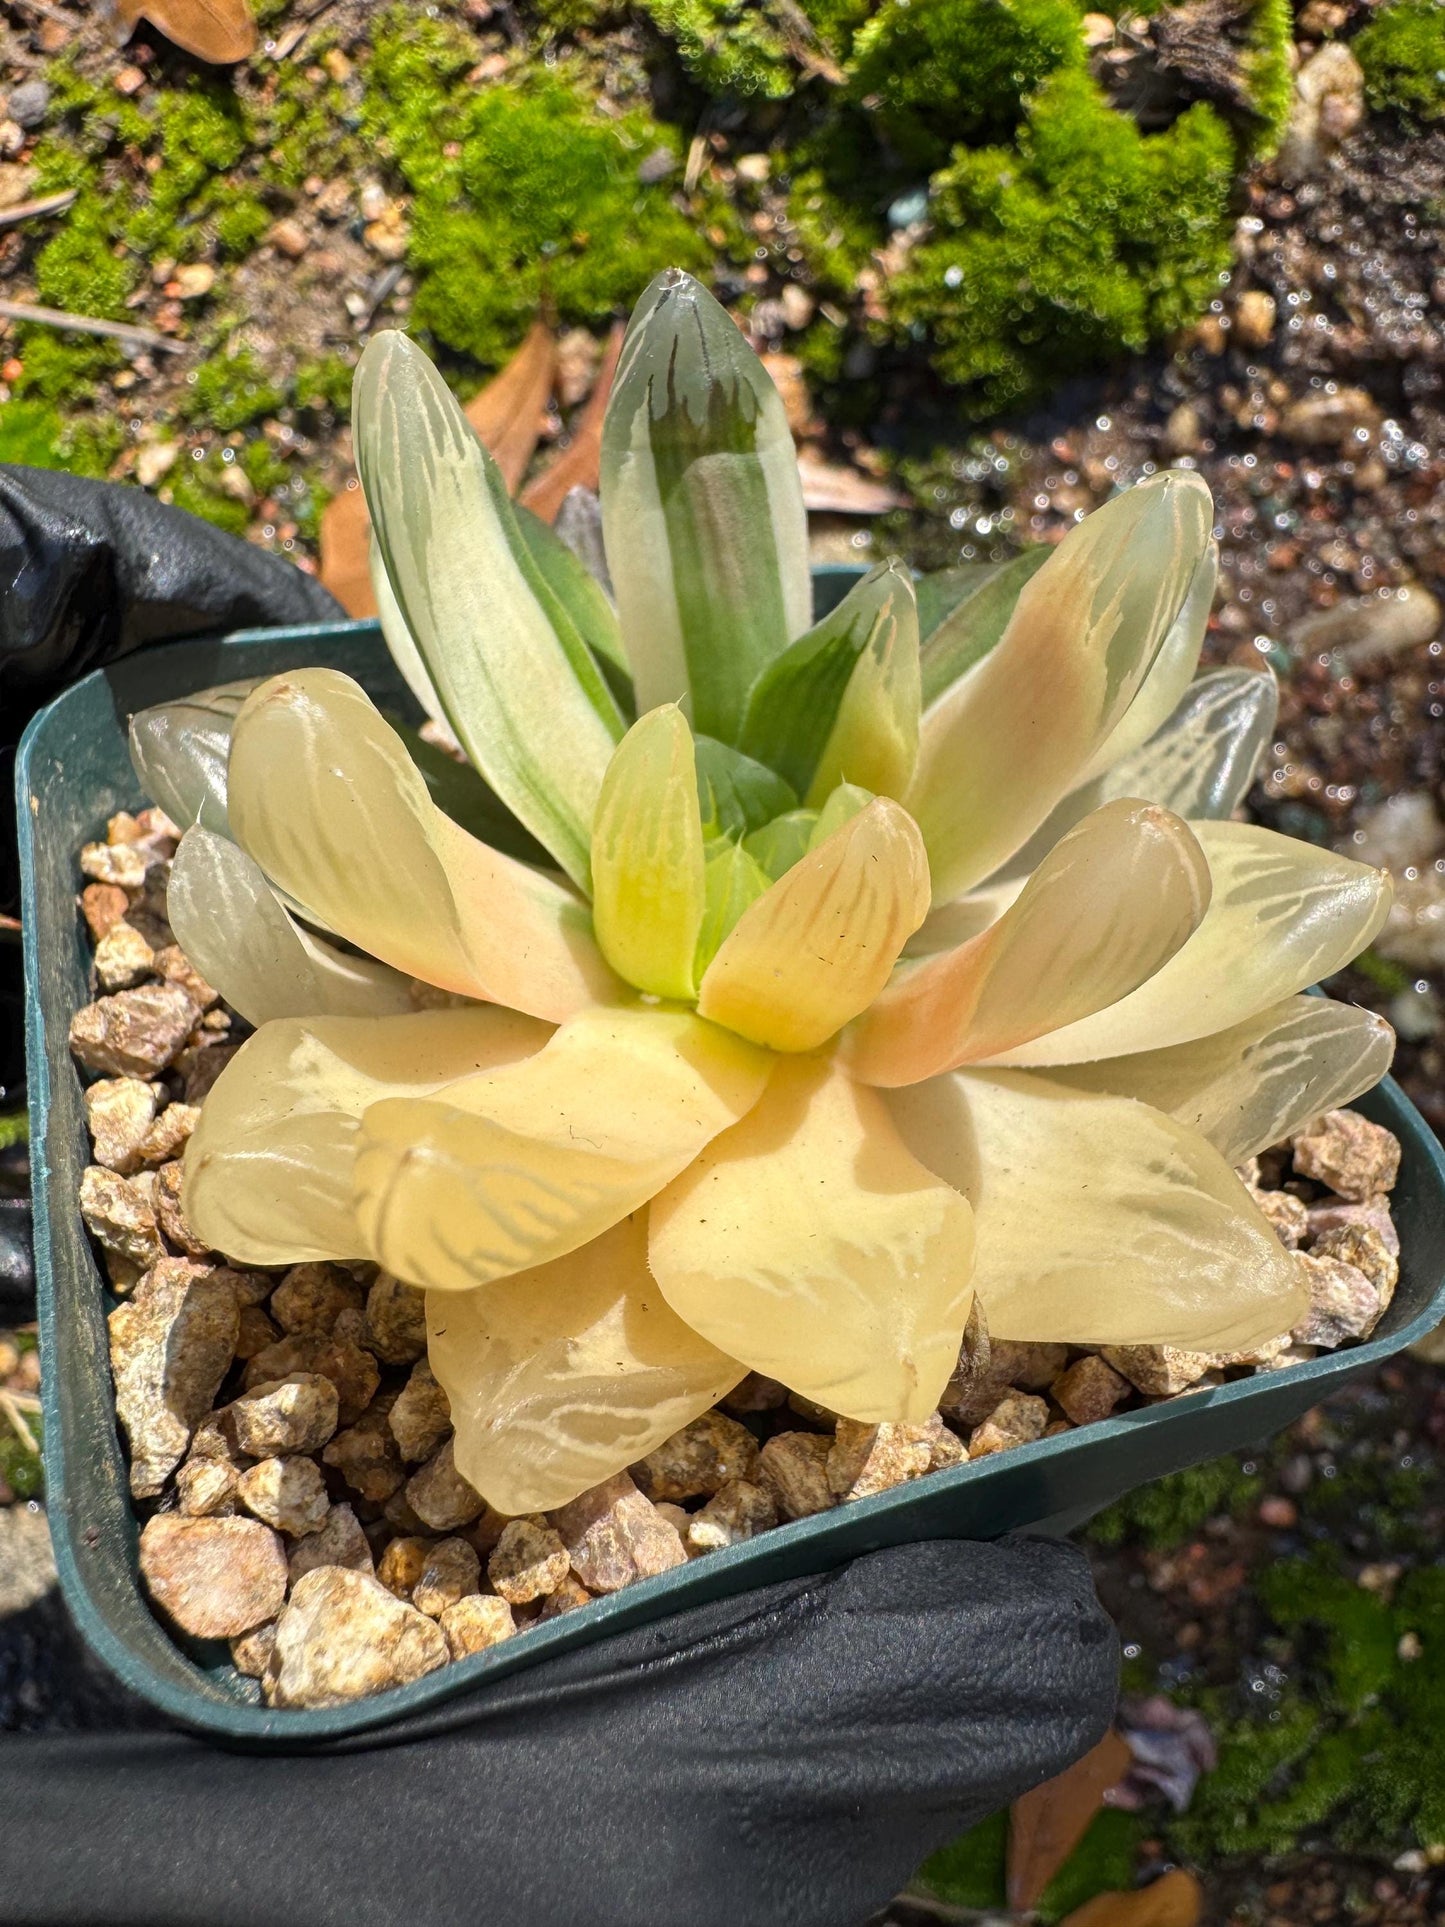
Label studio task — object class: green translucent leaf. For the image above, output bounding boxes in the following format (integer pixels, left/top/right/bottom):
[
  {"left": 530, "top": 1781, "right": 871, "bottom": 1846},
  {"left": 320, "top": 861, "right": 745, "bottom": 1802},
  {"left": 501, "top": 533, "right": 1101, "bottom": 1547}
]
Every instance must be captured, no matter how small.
[
  {"left": 512, "top": 502, "right": 634, "bottom": 717},
  {"left": 387, "top": 718, "right": 552, "bottom": 868},
  {"left": 805, "top": 574, "right": 921, "bottom": 805},
  {"left": 694, "top": 838, "right": 771, "bottom": 977},
  {"left": 743, "top": 808, "right": 818, "bottom": 880},
  {"left": 591, "top": 706, "right": 706, "bottom": 999},
  {"left": 600, "top": 268, "right": 810, "bottom": 741},
  {"left": 354, "top": 330, "right": 622, "bottom": 891},
  {"left": 738, "top": 560, "right": 915, "bottom": 799},
  {"left": 694, "top": 735, "right": 797, "bottom": 840},
  {"left": 809, "top": 781, "right": 873, "bottom": 847},
  {"left": 129, "top": 678, "right": 265, "bottom": 836},
  {"left": 918, "top": 547, "right": 1050, "bottom": 708}
]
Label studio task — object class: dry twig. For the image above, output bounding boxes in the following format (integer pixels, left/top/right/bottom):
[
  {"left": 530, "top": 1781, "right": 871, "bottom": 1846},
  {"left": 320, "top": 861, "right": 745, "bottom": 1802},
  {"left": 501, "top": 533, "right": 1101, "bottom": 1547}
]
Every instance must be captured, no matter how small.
[
  {"left": 0, "top": 190, "right": 76, "bottom": 229},
  {"left": 0, "top": 297, "right": 187, "bottom": 354}
]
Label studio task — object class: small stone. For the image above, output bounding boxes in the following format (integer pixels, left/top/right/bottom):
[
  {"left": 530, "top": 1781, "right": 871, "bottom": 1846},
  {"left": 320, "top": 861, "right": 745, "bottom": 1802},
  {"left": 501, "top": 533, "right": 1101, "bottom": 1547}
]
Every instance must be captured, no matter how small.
[
  {"left": 927, "top": 1416, "right": 969, "bottom": 1470},
  {"left": 1306, "top": 1196, "right": 1399, "bottom": 1259},
  {"left": 757, "top": 1432, "right": 834, "bottom": 1521},
  {"left": 176, "top": 1456, "right": 240, "bottom": 1517},
  {"left": 383, "top": 1488, "right": 429, "bottom": 1535},
  {"left": 1291, "top": 1250, "right": 1384, "bottom": 1346},
  {"left": 80, "top": 1164, "right": 165, "bottom": 1266},
  {"left": 460, "top": 1504, "right": 513, "bottom": 1558},
  {"left": 779, "top": 282, "right": 814, "bottom": 331},
  {"left": 154, "top": 1159, "right": 211, "bottom": 1258},
  {"left": 538, "top": 1574, "right": 593, "bottom": 1619},
  {"left": 365, "top": 1272, "right": 427, "bottom": 1364},
  {"left": 230, "top": 1623, "right": 277, "bottom": 1678},
  {"left": 440, "top": 1593, "right": 516, "bottom": 1656},
  {"left": 1101, "top": 1345, "right": 1216, "bottom": 1398},
  {"left": 324, "top": 1404, "right": 406, "bottom": 1501},
  {"left": 631, "top": 1410, "right": 759, "bottom": 1502},
  {"left": 237, "top": 1456, "right": 331, "bottom": 1536},
  {"left": 377, "top": 1535, "right": 434, "bottom": 1602},
  {"left": 181, "top": 1042, "right": 238, "bottom": 1104},
  {"left": 1162, "top": 401, "right": 1202, "bottom": 457},
  {"left": 1279, "top": 41, "right": 1364, "bottom": 176},
  {"left": 270, "top": 1262, "right": 365, "bottom": 1336},
  {"left": 139, "top": 1514, "right": 286, "bottom": 1639},
  {"left": 653, "top": 1502, "right": 691, "bottom": 1537},
  {"left": 407, "top": 1439, "right": 485, "bottom": 1531},
  {"left": 80, "top": 881, "right": 131, "bottom": 939},
  {"left": 1251, "top": 1188, "right": 1310, "bottom": 1249},
  {"left": 487, "top": 1518, "right": 570, "bottom": 1604},
  {"left": 1311, "top": 1221, "right": 1399, "bottom": 1305},
  {"left": 172, "top": 262, "right": 214, "bottom": 299},
  {"left": 269, "top": 216, "right": 310, "bottom": 258},
  {"left": 636, "top": 145, "right": 676, "bottom": 185},
  {"left": 1052, "top": 1356, "right": 1130, "bottom": 1427},
  {"left": 389, "top": 1357, "right": 452, "bottom": 1461},
  {"left": 265, "top": 1568, "right": 448, "bottom": 1708},
  {"left": 288, "top": 1503, "right": 374, "bottom": 1587},
  {"left": 989, "top": 1341, "right": 1070, "bottom": 1392},
  {"left": 1259, "top": 1494, "right": 1297, "bottom": 1529},
  {"left": 187, "top": 1412, "right": 244, "bottom": 1465},
  {"left": 84, "top": 1078, "right": 159, "bottom": 1175},
  {"left": 413, "top": 1537, "right": 481, "bottom": 1616},
  {"left": 93, "top": 920, "right": 156, "bottom": 992},
  {"left": 235, "top": 1304, "right": 281, "bottom": 1359},
  {"left": 721, "top": 1373, "right": 788, "bottom": 1413},
  {"left": 152, "top": 945, "right": 218, "bottom": 1009},
  {"left": 69, "top": 983, "right": 199, "bottom": 1076},
  {"left": 7, "top": 78, "right": 50, "bottom": 127},
  {"left": 686, "top": 1478, "right": 778, "bottom": 1554},
  {"left": 134, "top": 1103, "right": 200, "bottom": 1169},
  {"left": 1233, "top": 289, "right": 1276, "bottom": 347},
  {"left": 827, "top": 1419, "right": 935, "bottom": 1502},
  {"left": 968, "top": 1392, "right": 1049, "bottom": 1458},
  {"left": 229, "top": 1373, "right": 340, "bottom": 1457},
  {"left": 79, "top": 841, "right": 147, "bottom": 891},
  {"left": 549, "top": 1473, "right": 688, "bottom": 1594},
  {"left": 937, "top": 1297, "right": 999, "bottom": 1427},
  {"left": 243, "top": 1332, "right": 379, "bottom": 1425},
  {"left": 135, "top": 441, "right": 179, "bottom": 488},
  {"left": 228, "top": 1269, "right": 279, "bottom": 1308},
  {"left": 1292, "top": 1110, "right": 1400, "bottom": 1201},
  {"left": 109, "top": 1258, "right": 238, "bottom": 1496},
  {"left": 1279, "top": 386, "right": 1381, "bottom": 450}
]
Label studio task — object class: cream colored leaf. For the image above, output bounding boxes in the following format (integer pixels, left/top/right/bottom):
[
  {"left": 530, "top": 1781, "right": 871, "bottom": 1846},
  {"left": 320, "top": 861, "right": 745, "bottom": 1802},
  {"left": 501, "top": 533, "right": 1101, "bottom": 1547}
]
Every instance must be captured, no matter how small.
[
  {"left": 906, "top": 471, "right": 1214, "bottom": 902},
  {"left": 429, "top": 1212, "right": 743, "bottom": 1515},
  {"left": 228, "top": 668, "right": 620, "bottom": 1023},
  {"left": 590, "top": 706, "right": 705, "bottom": 999},
  {"left": 985, "top": 821, "right": 1391, "bottom": 1065},
  {"left": 697, "top": 798, "right": 931, "bottom": 1051},
  {"left": 353, "top": 1006, "right": 773, "bottom": 1293},
  {"left": 167, "top": 827, "right": 413, "bottom": 1028},
  {"left": 804, "top": 575, "right": 921, "bottom": 805},
  {"left": 183, "top": 1008, "right": 551, "bottom": 1265},
  {"left": 649, "top": 1055, "right": 975, "bottom": 1423},
  {"left": 849, "top": 800, "right": 1211, "bottom": 1086},
  {"left": 370, "top": 533, "right": 446, "bottom": 729},
  {"left": 1044, "top": 994, "right": 1395, "bottom": 1165},
  {"left": 888, "top": 1070, "right": 1306, "bottom": 1351}
]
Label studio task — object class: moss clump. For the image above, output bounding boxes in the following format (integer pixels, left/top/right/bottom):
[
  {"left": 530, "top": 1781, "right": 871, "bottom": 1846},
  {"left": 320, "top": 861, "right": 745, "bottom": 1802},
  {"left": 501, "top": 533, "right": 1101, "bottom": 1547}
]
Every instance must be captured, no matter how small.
[
  {"left": 1355, "top": 0, "right": 1445, "bottom": 125},
  {"left": 0, "top": 398, "right": 123, "bottom": 478},
  {"left": 1089, "top": 1451, "right": 1262, "bottom": 1550},
  {"left": 293, "top": 353, "right": 356, "bottom": 416},
  {"left": 168, "top": 457, "right": 253, "bottom": 537},
  {"left": 891, "top": 71, "right": 1234, "bottom": 411},
  {"left": 32, "top": 193, "right": 137, "bottom": 319},
  {"left": 638, "top": 0, "right": 796, "bottom": 96},
  {"left": 1242, "top": 0, "right": 1295, "bottom": 156},
  {"left": 848, "top": 0, "right": 1085, "bottom": 168},
  {"left": 213, "top": 192, "right": 272, "bottom": 260},
  {"left": 916, "top": 1806, "right": 1146, "bottom": 1922},
  {"left": 10, "top": 331, "right": 120, "bottom": 407},
  {"left": 180, "top": 349, "right": 286, "bottom": 434}
]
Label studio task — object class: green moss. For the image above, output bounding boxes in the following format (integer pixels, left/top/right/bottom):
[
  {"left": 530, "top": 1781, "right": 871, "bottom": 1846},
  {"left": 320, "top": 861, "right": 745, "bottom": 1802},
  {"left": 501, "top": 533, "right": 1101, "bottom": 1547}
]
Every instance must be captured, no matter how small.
[
  {"left": 1242, "top": 0, "right": 1295, "bottom": 155},
  {"left": 254, "top": 60, "right": 359, "bottom": 191},
  {"left": 10, "top": 331, "right": 121, "bottom": 406},
  {"left": 1089, "top": 1451, "right": 1262, "bottom": 1551},
  {"left": 123, "top": 86, "right": 251, "bottom": 259},
  {"left": 915, "top": 1807, "right": 1008, "bottom": 1910},
  {"left": 916, "top": 1800, "right": 1145, "bottom": 1921},
  {"left": 638, "top": 0, "right": 795, "bottom": 96},
  {"left": 33, "top": 193, "right": 137, "bottom": 319},
  {"left": 293, "top": 353, "right": 356, "bottom": 416},
  {"left": 848, "top": 0, "right": 1085, "bottom": 168},
  {"left": 0, "top": 1406, "right": 44, "bottom": 1503},
  {"left": 1355, "top": 0, "right": 1445, "bottom": 124},
  {"left": 168, "top": 459, "right": 253, "bottom": 537},
  {"left": 0, "top": 1112, "right": 26, "bottom": 1152},
  {"left": 892, "top": 71, "right": 1235, "bottom": 411},
  {"left": 0, "top": 398, "right": 122, "bottom": 478},
  {"left": 181, "top": 348, "right": 285, "bottom": 433},
  {"left": 213, "top": 192, "right": 272, "bottom": 260}
]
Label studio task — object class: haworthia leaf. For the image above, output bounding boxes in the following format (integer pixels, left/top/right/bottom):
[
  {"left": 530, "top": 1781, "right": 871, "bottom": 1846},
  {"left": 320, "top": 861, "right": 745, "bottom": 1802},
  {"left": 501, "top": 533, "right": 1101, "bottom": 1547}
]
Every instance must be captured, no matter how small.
[
  {"left": 590, "top": 706, "right": 706, "bottom": 1000},
  {"left": 694, "top": 838, "right": 771, "bottom": 978},
  {"left": 806, "top": 573, "right": 920, "bottom": 805},
  {"left": 388, "top": 718, "right": 553, "bottom": 869},
  {"left": 809, "top": 782, "right": 873, "bottom": 847},
  {"left": 600, "top": 268, "right": 810, "bottom": 741},
  {"left": 744, "top": 809, "right": 819, "bottom": 881},
  {"left": 512, "top": 502, "right": 634, "bottom": 717},
  {"left": 129, "top": 678, "right": 265, "bottom": 836},
  {"left": 354, "top": 330, "right": 622, "bottom": 891},
  {"left": 918, "top": 547, "right": 1050, "bottom": 709},
  {"left": 693, "top": 736, "right": 797, "bottom": 841},
  {"left": 738, "top": 561, "right": 916, "bottom": 799}
]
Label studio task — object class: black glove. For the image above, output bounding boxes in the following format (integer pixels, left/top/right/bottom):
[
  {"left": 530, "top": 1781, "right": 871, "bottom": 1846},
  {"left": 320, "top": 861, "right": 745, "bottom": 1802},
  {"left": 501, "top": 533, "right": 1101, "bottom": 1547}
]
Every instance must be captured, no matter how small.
[{"left": 0, "top": 471, "right": 1120, "bottom": 1927}]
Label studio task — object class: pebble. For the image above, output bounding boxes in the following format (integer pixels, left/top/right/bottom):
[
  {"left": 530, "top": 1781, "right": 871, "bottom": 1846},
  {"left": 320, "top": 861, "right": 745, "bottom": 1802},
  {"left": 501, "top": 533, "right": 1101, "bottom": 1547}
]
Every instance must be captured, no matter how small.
[
  {"left": 153, "top": 1159, "right": 210, "bottom": 1258},
  {"left": 827, "top": 1418, "right": 936, "bottom": 1501},
  {"left": 756, "top": 1432, "right": 835, "bottom": 1520},
  {"left": 69, "top": 983, "right": 199, "bottom": 1076},
  {"left": 323, "top": 1403, "right": 407, "bottom": 1501},
  {"left": 539, "top": 1574, "right": 594, "bottom": 1618},
  {"left": 228, "top": 1373, "right": 340, "bottom": 1457},
  {"left": 172, "top": 263, "right": 214, "bottom": 299},
  {"left": 235, "top": 1304, "right": 280, "bottom": 1359},
  {"left": 1349, "top": 793, "right": 1445, "bottom": 874},
  {"left": 230, "top": 1623, "right": 278, "bottom": 1679},
  {"left": 412, "top": 1537, "right": 481, "bottom": 1617},
  {"left": 6, "top": 79, "right": 50, "bottom": 127},
  {"left": 1279, "top": 41, "right": 1364, "bottom": 177},
  {"left": 487, "top": 1518, "right": 570, "bottom": 1605},
  {"left": 686, "top": 1478, "right": 778, "bottom": 1553},
  {"left": 138, "top": 1105, "right": 201, "bottom": 1169},
  {"left": 139, "top": 1514, "right": 287, "bottom": 1639},
  {"left": 389, "top": 1357, "right": 452, "bottom": 1462},
  {"left": 968, "top": 1392, "right": 1049, "bottom": 1458},
  {"left": 440, "top": 1594, "right": 516, "bottom": 1657},
  {"left": 1377, "top": 868, "right": 1445, "bottom": 971},
  {"left": 135, "top": 441, "right": 179, "bottom": 489},
  {"left": 108, "top": 1258, "right": 238, "bottom": 1496},
  {"left": 80, "top": 881, "right": 130, "bottom": 939},
  {"left": 288, "top": 1503, "right": 375, "bottom": 1586},
  {"left": 1102, "top": 1345, "right": 1219, "bottom": 1397},
  {"left": 79, "top": 841, "right": 147, "bottom": 892},
  {"left": 93, "top": 920, "right": 156, "bottom": 992},
  {"left": 79, "top": 1157, "right": 166, "bottom": 1271},
  {"left": 406, "top": 1439, "right": 486, "bottom": 1531},
  {"left": 243, "top": 1332, "right": 379, "bottom": 1424},
  {"left": 631, "top": 1410, "right": 759, "bottom": 1502},
  {"left": 1233, "top": 289, "right": 1276, "bottom": 347},
  {"left": 265, "top": 1568, "right": 449, "bottom": 1708},
  {"left": 1306, "top": 1196, "right": 1399, "bottom": 1259},
  {"left": 1052, "top": 1356, "right": 1130, "bottom": 1427},
  {"left": 1291, "top": 1250, "right": 1383, "bottom": 1347},
  {"left": 1252, "top": 1187, "right": 1310, "bottom": 1249},
  {"left": 549, "top": 1472, "right": 688, "bottom": 1594},
  {"left": 176, "top": 1457, "right": 240, "bottom": 1517},
  {"left": 269, "top": 217, "right": 310, "bottom": 258},
  {"left": 1291, "top": 585, "right": 1440, "bottom": 668},
  {"left": 237, "top": 1456, "right": 331, "bottom": 1536},
  {"left": 937, "top": 1298, "right": 1000, "bottom": 1427},
  {"left": 365, "top": 1272, "right": 427, "bottom": 1364},
  {"left": 377, "top": 1535, "right": 434, "bottom": 1602},
  {"left": 270, "top": 1263, "right": 365, "bottom": 1337},
  {"left": 1310, "top": 1221, "right": 1399, "bottom": 1306},
  {"left": 636, "top": 145, "right": 676, "bottom": 185},
  {"left": 1292, "top": 1110, "right": 1400, "bottom": 1201}
]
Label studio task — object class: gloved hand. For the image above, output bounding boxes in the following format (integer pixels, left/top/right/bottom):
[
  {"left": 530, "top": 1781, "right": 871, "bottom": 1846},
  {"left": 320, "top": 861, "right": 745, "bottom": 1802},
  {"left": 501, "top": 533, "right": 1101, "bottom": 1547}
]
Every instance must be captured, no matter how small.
[{"left": 0, "top": 468, "right": 1119, "bottom": 1927}]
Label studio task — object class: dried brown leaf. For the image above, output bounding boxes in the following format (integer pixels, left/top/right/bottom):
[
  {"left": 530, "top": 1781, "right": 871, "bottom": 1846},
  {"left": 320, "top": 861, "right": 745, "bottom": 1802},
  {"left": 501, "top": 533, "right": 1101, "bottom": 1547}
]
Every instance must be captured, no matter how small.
[
  {"left": 463, "top": 318, "right": 556, "bottom": 494},
  {"left": 113, "top": 0, "right": 257, "bottom": 63},
  {"left": 318, "top": 484, "right": 374, "bottom": 618},
  {"left": 520, "top": 322, "right": 624, "bottom": 524},
  {"left": 1059, "top": 1869, "right": 1204, "bottom": 1927},
  {"left": 1007, "top": 1729, "right": 1133, "bottom": 1912}
]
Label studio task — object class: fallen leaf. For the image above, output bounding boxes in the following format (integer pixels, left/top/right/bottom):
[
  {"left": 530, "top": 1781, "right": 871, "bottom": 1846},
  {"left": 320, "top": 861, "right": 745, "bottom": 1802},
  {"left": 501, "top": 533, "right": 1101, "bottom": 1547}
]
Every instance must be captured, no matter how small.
[
  {"left": 795, "top": 450, "right": 905, "bottom": 515},
  {"left": 1007, "top": 1729, "right": 1133, "bottom": 1912},
  {"left": 1059, "top": 1868, "right": 1204, "bottom": 1927},
  {"left": 463, "top": 317, "right": 556, "bottom": 493},
  {"left": 112, "top": 0, "right": 257, "bottom": 63},
  {"left": 318, "top": 483, "right": 373, "bottom": 618},
  {"left": 520, "top": 321, "right": 623, "bottom": 524}
]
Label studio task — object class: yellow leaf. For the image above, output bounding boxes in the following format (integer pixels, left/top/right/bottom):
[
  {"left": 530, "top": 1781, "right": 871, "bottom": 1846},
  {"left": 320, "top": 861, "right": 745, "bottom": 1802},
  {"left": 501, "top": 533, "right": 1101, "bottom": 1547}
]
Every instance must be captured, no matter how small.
[
  {"left": 649, "top": 1054, "right": 975, "bottom": 1422},
  {"left": 590, "top": 706, "right": 706, "bottom": 999},
  {"left": 697, "top": 798, "right": 931, "bottom": 1051}
]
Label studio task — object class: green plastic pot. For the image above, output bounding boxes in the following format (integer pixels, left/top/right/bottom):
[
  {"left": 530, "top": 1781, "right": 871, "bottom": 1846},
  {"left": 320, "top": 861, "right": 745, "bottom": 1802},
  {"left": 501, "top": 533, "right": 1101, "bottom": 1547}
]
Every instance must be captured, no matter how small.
[{"left": 18, "top": 590, "right": 1445, "bottom": 1745}]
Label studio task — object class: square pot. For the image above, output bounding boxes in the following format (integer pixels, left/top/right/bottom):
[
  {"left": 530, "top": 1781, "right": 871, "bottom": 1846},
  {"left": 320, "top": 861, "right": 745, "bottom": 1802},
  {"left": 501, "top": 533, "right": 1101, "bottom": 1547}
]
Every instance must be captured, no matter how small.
[{"left": 18, "top": 603, "right": 1445, "bottom": 1744}]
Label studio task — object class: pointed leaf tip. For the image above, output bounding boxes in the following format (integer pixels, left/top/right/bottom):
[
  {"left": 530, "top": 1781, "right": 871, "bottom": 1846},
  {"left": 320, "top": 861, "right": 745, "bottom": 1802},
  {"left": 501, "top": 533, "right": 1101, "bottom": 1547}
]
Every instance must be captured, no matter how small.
[{"left": 591, "top": 704, "right": 706, "bottom": 1000}]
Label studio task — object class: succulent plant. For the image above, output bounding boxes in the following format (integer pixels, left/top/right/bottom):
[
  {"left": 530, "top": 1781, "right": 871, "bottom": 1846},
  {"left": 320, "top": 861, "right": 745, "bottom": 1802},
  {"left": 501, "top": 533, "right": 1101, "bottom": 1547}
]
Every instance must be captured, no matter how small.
[{"left": 130, "top": 269, "right": 1394, "bottom": 1516}]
